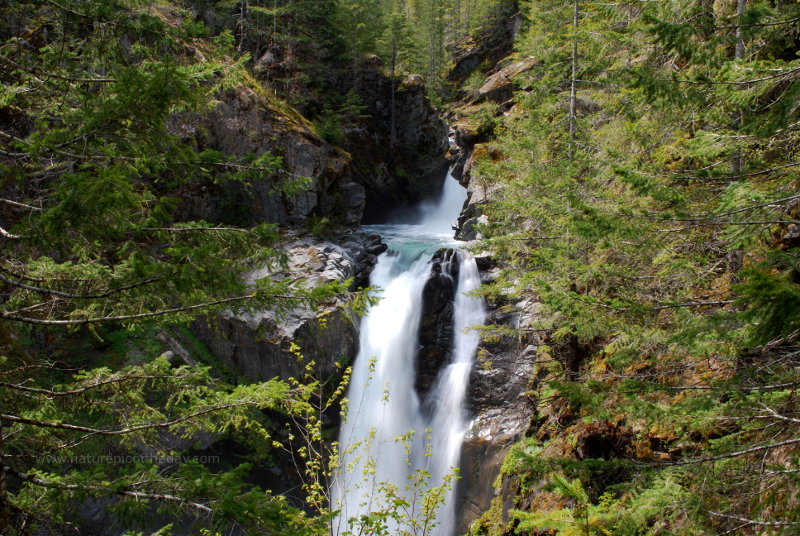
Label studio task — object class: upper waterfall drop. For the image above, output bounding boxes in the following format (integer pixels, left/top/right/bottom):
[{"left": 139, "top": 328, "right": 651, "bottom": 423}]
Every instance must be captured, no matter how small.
[
  {"left": 331, "top": 171, "right": 483, "bottom": 536},
  {"left": 418, "top": 171, "right": 469, "bottom": 236}
]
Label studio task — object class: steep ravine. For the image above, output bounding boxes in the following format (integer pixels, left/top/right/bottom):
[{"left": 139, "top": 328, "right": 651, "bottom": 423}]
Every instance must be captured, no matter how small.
[{"left": 187, "top": 24, "right": 538, "bottom": 533}]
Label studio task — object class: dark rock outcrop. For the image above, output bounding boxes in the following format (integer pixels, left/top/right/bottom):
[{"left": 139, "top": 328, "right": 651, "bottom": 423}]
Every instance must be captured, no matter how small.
[
  {"left": 456, "top": 274, "right": 541, "bottom": 534},
  {"left": 192, "top": 231, "right": 384, "bottom": 383},
  {"left": 415, "top": 249, "right": 461, "bottom": 402},
  {"left": 337, "top": 58, "right": 450, "bottom": 222}
]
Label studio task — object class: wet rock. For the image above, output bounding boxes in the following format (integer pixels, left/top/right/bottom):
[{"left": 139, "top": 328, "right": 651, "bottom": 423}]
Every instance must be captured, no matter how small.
[
  {"left": 455, "top": 292, "right": 541, "bottom": 534},
  {"left": 415, "top": 249, "right": 461, "bottom": 402}
]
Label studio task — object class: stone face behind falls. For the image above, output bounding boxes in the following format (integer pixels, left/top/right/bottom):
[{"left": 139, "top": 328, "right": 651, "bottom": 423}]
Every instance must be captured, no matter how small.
[{"left": 415, "top": 248, "right": 461, "bottom": 403}]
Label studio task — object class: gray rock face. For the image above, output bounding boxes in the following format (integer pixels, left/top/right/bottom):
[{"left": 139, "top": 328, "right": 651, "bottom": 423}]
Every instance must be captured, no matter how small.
[
  {"left": 192, "top": 231, "right": 384, "bottom": 383},
  {"left": 447, "top": 3, "right": 522, "bottom": 90},
  {"left": 476, "top": 56, "right": 541, "bottom": 105},
  {"left": 454, "top": 144, "right": 501, "bottom": 241},
  {"left": 455, "top": 280, "right": 540, "bottom": 534},
  {"left": 416, "top": 249, "right": 461, "bottom": 403},
  {"left": 169, "top": 86, "right": 364, "bottom": 226}
]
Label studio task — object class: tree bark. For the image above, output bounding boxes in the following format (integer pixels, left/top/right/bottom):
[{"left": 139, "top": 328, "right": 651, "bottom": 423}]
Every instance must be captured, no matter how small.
[
  {"left": 390, "top": 33, "right": 397, "bottom": 144},
  {"left": 568, "top": 0, "right": 578, "bottom": 159},
  {"left": 730, "top": 0, "right": 746, "bottom": 175},
  {"left": 729, "top": 0, "right": 746, "bottom": 289}
]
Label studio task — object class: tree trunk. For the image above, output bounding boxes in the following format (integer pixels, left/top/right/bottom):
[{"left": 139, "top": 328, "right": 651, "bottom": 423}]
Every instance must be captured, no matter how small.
[
  {"left": 568, "top": 0, "right": 578, "bottom": 159},
  {"left": 237, "top": 0, "right": 249, "bottom": 54},
  {"left": 352, "top": 41, "right": 358, "bottom": 91},
  {"left": 730, "top": 0, "right": 746, "bottom": 175},
  {"left": 729, "top": 0, "right": 746, "bottom": 285},
  {"left": 0, "top": 418, "right": 9, "bottom": 534},
  {"left": 390, "top": 33, "right": 397, "bottom": 144}
]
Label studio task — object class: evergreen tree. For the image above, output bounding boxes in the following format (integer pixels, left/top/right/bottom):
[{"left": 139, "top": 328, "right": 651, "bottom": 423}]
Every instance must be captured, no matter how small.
[
  {"left": 466, "top": 0, "right": 800, "bottom": 532},
  {"left": 0, "top": 1, "right": 352, "bottom": 532},
  {"left": 334, "top": 0, "right": 385, "bottom": 89}
]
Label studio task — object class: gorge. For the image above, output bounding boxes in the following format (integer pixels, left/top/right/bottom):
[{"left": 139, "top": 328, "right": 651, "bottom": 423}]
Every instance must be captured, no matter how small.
[{"left": 3, "top": 0, "right": 800, "bottom": 534}]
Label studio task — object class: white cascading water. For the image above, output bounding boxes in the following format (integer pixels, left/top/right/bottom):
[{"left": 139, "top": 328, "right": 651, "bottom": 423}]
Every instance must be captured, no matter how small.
[{"left": 331, "top": 172, "right": 485, "bottom": 536}]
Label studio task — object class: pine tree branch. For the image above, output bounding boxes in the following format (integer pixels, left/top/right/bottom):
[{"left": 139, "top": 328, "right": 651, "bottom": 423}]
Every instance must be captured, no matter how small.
[
  {"left": 0, "top": 374, "right": 184, "bottom": 398},
  {"left": 660, "top": 193, "right": 800, "bottom": 223},
  {"left": 3, "top": 465, "right": 212, "bottom": 514},
  {"left": 0, "top": 293, "right": 257, "bottom": 325},
  {"left": 645, "top": 300, "right": 735, "bottom": 311},
  {"left": 662, "top": 66, "right": 800, "bottom": 86},
  {"left": 0, "top": 56, "right": 116, "bottom": 84},
  {"left": 649, "top": 436, "right": 800, "bottom": 466},
  {"left": 714, "top": 16, "right": 800, "bottom": 30},
  {"left": 0, "top": 273, "right": 164, "bottom": 300},
  {"left": 1, "top": 400, "right": 255, "bottom": 436},
  {"left": 667, "top": 380, "right": 800, "bottom": 391},
  {"left": 141, "top": 227, "right": 255, "bottom": 234},
  {"left": 656, "top": 220, "right": 797, "bottom": 232}
]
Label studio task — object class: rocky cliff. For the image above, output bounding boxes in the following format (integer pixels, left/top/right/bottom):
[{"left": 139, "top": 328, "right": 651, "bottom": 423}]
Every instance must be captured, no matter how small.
[
  {"left": 337, "top": 58, "right": 450, "bottom": 223},
  {"left": 192, "top": 231, "right": 385, "bottom": 383},
  {"left": 168, "top": 61, "right": 448, "bottom": 229}
]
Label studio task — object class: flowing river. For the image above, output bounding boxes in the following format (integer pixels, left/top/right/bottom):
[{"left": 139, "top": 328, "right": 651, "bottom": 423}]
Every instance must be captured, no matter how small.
[{"left": 331, "top": 172, "right": 486, "bottom": 536}]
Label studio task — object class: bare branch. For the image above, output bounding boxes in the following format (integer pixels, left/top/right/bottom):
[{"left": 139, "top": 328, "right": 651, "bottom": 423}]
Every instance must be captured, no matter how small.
[
  {"left": 0, "top": 198, "right": 43, "bottom": 212},
  {"left": 4, "top": 465, "right": 212, "bottom": 514},
  {"left": 0, "top": 273, "right": 164, "bottom": 300},
  {"left": 0, "top": 225, "right": 20, "bottom": 240},
  {"left": 707, "top": 510, "right": 800, "bottom": 527},
  {"left": 758, "top": 405, "right": 800, "bottom": 425},
  {"left": 0, "top": 293, "right": 257, "bottom": 325}
]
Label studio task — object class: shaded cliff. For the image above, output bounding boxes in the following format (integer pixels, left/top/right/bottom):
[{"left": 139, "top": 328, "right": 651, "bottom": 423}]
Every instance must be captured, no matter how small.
[{"left": 336, "top": 58, "right": 450, "bottom": 223}]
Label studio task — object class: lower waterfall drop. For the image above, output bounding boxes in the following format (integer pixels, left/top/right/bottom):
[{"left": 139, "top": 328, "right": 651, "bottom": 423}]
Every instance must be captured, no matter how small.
[{"left": 331, "top": 172, "right": 485, "bottom": 536}]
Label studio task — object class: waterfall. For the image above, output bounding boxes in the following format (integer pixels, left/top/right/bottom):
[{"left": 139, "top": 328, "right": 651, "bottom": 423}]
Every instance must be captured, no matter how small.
[{"left": 331, "top": 172, "right": 485, "bottom": 536}]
